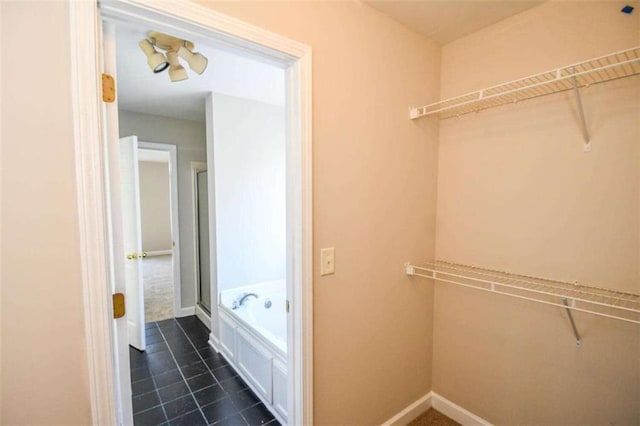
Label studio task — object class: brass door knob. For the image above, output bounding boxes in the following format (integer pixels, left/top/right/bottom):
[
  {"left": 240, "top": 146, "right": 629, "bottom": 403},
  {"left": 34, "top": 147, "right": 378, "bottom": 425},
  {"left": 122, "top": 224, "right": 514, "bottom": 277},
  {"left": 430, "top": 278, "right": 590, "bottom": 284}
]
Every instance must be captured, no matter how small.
[
  {"left": 126, "top": 253, "right": 138, "bottom": 260},
  {"left": 142, "top": 252, "right": 148, "bottom": 258}
]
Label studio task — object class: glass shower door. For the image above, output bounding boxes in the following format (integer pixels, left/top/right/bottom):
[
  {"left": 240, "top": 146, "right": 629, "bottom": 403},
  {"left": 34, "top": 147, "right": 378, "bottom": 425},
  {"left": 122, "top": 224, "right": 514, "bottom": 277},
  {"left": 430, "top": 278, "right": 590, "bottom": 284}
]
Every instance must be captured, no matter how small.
[{"left": 196, "top": 170, "right": 211, "bottom": 313}]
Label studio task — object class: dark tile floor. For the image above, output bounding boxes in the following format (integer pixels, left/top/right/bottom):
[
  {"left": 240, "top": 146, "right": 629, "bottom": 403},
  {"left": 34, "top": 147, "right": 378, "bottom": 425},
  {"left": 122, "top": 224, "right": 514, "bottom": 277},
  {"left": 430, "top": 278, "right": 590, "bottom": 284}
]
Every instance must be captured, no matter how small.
[{"left": 130, "top": 316, "right": 281, "bottom": 426}]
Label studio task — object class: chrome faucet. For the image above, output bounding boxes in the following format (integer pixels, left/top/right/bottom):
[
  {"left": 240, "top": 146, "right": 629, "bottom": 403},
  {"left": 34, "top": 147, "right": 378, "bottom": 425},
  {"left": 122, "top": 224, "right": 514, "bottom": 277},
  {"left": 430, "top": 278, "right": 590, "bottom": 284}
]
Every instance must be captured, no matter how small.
[{"left": 231, "top": 292, "right": 258, "bottom": 310}]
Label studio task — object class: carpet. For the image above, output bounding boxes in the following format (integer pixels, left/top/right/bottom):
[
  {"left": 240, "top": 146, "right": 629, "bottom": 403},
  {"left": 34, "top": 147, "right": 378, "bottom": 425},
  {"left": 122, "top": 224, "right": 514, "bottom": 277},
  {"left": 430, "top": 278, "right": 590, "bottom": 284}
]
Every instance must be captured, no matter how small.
[
  {"left": 143, "top": 254, "right": 175, "bottom": 322},
  {"left": 409, "top": 408, "right": 460, "bottom": 426}
]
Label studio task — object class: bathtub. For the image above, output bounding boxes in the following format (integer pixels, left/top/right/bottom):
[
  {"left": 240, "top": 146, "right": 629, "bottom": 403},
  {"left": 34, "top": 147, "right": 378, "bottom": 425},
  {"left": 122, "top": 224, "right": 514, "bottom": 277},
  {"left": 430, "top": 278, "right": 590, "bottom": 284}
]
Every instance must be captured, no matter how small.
[{"left": 218, "top": 280, "right": 288, "bottom": 424}]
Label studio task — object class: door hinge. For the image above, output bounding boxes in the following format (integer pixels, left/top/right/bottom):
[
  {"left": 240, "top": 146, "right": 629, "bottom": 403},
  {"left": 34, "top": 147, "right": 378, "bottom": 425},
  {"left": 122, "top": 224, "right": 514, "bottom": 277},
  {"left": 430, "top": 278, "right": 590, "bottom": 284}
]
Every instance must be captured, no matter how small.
[
  {"left": 113, "top": 293, "right": 126, "bottom": 319},
  {"left": 286, "top": 300, "right": 290, "bottom": 313},
  {"left": 102, "top": 73, "right": 116, "bottom": 103}
]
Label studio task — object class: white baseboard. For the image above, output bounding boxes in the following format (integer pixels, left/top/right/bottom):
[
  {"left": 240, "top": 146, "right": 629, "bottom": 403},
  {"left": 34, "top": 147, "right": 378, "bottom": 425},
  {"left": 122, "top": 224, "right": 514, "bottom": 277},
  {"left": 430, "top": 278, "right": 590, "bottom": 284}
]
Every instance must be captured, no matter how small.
[
  {"left": 381, "top": 391, "right": 490, "bottom": 426},
  {"left": 175, "top": 306, "right": 195, "bottom": 317},
  {"left": 431, "top": 393, "right": 491, "bottom": 426},
  {"left": 381, "top": 392, "right": 433, "bottom": 426},
  {"left": 145, "top": 249, "right": 172, "bottom": 257},
  {"left": 209, "top": 333, "right": 221, "bottom": 354}
]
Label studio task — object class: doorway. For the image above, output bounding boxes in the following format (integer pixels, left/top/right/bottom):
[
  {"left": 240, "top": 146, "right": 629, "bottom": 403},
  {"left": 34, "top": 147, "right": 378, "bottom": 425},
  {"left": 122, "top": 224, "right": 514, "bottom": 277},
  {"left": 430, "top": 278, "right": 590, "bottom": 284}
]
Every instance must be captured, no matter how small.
[
  {"left": 138, "top": 149, "right": 174, "bottom": 322},
  {"left": 137, "top": 143, "right": 181, "bottom": 324},
  {"left": 116, "top": 27, "right": 289, "bottom": 421},
  {"left": 70, "top": 2, "right": 313, "bottom": 425}
]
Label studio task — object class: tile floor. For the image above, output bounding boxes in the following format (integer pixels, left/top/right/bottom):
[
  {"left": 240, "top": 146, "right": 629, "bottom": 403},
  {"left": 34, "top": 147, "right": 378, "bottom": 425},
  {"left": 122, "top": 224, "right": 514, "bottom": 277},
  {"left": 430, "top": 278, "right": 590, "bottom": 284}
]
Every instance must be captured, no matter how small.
[{"left": 130, "top": 316, "right": 280, "bottom": 426}]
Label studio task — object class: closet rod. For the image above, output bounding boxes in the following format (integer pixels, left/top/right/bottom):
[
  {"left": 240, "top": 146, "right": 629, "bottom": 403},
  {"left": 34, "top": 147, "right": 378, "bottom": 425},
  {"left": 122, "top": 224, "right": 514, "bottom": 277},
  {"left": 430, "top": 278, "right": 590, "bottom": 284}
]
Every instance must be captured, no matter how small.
[{"left": 406, "top": 261, "right": 640, "bottom": 327}]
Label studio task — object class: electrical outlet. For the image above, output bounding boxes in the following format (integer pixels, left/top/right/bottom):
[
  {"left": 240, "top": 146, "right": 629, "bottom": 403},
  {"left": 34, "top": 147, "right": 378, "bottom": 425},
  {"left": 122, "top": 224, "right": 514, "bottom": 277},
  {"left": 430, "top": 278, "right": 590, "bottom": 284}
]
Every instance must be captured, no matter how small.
[{"left": 320, "top": 247, "right": 335, "bottom": 276}]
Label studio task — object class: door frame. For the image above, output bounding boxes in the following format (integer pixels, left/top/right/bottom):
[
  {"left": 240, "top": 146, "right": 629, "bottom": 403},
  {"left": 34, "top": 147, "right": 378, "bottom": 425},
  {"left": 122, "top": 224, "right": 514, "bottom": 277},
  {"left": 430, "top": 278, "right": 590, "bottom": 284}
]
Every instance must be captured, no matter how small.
[
  {"left": 137, "top": 141, "right": 182, "bottom": 318},
  {"left": 69, "top": 1, "right": 313, "bottom": 425},
  {"left": 190, "top": 161, "right": 211, "bottom": 328}
]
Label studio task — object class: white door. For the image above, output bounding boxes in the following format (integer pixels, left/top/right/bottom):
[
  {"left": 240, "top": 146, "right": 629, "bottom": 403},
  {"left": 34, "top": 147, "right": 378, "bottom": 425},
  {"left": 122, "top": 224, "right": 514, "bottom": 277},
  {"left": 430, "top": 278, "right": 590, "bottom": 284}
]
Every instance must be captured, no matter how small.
[{"left": 119, "top": 135, "right": 146, "bottom": 351}]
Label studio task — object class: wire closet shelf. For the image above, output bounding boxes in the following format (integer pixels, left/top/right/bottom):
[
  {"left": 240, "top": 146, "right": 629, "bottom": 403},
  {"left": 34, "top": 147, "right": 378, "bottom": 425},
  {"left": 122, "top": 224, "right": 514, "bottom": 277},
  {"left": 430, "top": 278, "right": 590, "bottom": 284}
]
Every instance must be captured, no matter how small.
[
  {"left": 405, "top": 261, "right": 640, "bottom": 325},
  {"left": 410, "top": 46, "right": 640, "bottom": 120}
]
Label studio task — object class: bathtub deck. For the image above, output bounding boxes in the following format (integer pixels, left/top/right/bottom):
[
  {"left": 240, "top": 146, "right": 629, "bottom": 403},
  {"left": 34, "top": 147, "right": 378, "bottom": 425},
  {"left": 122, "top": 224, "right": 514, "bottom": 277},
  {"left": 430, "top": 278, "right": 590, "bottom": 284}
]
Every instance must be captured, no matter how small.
[{"left": 129, "top": 315, "right": 281, "bottom": 426}]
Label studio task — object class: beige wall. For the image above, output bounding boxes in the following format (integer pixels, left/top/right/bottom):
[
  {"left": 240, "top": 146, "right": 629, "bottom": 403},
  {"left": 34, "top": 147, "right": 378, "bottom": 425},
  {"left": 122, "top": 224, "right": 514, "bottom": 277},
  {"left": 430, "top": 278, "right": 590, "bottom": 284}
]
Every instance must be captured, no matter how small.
[
  {"left": 119, "top": 110, "right": 207, "bottom": 309},
  {"left": 1, "top": 2, "right": 92, "bottom": 424},
  {"left": 138, "top": 161, "right": 172, "bottom": 252},
  {"left": 434, "top": 2, "right": 640, "bottom": 424},
  {"left": 198, "top": 2, "right": 441, "bottom": 424}
]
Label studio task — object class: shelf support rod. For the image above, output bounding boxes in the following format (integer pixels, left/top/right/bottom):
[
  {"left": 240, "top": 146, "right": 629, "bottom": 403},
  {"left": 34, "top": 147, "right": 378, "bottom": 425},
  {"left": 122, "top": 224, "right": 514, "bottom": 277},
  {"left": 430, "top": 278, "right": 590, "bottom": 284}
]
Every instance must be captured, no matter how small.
[
  {"left": 571, "top": 76, "right": 591, "bottom": 152},
  {"left": 562, "top": 298, "right": 582, "bottom": 347}
]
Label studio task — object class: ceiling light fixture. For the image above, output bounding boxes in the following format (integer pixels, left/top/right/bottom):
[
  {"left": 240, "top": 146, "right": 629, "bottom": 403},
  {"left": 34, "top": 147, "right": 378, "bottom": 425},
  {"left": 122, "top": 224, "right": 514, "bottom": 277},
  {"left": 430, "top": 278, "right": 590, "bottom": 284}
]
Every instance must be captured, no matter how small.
[
  {"left": 166, "top": 50, "right": 188, "bottom": 82},
  {"left": 140, "top": 31, "right": 209, "bottom": 82},
  {"left": 178, "top": 46, "right": 208, "bottom": 75},
  {"left": 138, "top": 39, "right": 169, "bottom": 73}
]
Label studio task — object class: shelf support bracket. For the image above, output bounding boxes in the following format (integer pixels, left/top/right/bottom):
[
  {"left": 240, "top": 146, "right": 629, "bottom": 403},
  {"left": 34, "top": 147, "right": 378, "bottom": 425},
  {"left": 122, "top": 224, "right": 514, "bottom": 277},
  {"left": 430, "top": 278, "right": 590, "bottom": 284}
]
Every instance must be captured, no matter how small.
[
  {"left": 562, "top": 298, "right": 582, "bottom": 347},
  {"left": 571, "top": 76, "right": 591, "bottom": 152},
  {"left": 405, "top": 262, "right": 415, "bottom": 276}
]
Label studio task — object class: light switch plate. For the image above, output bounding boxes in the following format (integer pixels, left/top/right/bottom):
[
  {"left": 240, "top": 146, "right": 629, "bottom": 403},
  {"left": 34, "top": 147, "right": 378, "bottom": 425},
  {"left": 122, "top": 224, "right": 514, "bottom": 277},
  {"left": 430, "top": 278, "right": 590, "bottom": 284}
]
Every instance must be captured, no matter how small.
[{"left": 320, "top": 247, "right": 335, "bottom": 276}]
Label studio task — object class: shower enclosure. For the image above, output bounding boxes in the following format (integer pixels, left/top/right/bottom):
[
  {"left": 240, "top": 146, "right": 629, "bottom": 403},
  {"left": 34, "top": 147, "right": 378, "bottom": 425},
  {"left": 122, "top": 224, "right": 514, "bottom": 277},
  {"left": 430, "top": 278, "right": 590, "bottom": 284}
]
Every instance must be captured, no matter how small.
[{"left": 196, "top": 169, "right": 211, "bottom": 314}]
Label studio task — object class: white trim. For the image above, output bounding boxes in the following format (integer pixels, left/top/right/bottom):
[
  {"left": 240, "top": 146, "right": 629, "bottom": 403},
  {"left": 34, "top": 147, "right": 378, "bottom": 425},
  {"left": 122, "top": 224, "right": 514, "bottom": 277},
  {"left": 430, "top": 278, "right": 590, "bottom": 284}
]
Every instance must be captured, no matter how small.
[
  {"left": 144, "top": 249, "right": 172, "bottom": 257},
  {"left": 99, "top": 0, "right": 309, "bottom": 62},
  {"left": 432, "top": 393, "right": 492, "bottom": 426},
  {"left": 69, "top": 1, "right": 118, "bottom": 424},
  {"left": 298, "top": 45, "right": 314, "bottom": 426},
  {"left": 137, "top": 141, "right": 182, "bottom": 318},
  {"left": 380, "top": 392, "right": 491, "bottom": 426},
  {"left": 175, "top": 306, "right": 196, "bottom": 318},
  {"left": 209, "top": 331, "right": 222, "bottom": 354},
  {"left": 381, "top": 392, "right": 433, "bottom": 426},
  {"left": 74, "top": 1, "right": 313, "bottom": 424},
  {"left": 204, "top": 93, "right": 221, "bottom": 353},
  {"left": 0, "top": 3, "right": 3, "bottom": 421}
]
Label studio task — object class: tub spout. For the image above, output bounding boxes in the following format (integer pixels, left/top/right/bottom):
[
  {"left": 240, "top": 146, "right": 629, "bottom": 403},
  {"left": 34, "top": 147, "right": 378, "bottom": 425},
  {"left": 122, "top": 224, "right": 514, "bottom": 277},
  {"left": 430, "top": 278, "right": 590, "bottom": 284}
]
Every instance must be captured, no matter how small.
[{"left": 231, "top": 293, "right": 258, "bottom": 310}]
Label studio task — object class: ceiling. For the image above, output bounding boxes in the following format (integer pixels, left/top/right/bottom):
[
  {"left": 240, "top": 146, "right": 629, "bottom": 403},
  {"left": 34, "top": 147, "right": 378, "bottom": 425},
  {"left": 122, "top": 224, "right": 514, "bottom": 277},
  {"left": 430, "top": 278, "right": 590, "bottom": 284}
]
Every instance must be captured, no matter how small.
[
  {"left": 364, "top": 0, "right": 544, "bottom": 45},
  {"left": 115, "top": 23, "right": 285, "bottom": 122}
]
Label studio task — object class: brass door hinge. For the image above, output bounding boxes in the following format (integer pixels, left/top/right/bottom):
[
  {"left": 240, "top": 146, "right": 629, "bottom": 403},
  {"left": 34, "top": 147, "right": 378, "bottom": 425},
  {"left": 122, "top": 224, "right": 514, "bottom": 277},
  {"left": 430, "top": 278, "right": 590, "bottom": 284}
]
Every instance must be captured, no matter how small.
[
  {"left": 113, "top": 293, "right": 126, "bottom": 319},
  {"left": 102, "top": 73, "right": 115, "bottom": 103}
]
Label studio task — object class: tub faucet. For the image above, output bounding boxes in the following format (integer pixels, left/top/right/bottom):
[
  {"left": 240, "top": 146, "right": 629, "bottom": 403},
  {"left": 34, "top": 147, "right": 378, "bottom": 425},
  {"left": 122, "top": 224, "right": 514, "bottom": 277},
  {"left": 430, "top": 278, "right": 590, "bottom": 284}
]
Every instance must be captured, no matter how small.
[{"left": 232, "top": 293, "right": 258, "bottom": 310}]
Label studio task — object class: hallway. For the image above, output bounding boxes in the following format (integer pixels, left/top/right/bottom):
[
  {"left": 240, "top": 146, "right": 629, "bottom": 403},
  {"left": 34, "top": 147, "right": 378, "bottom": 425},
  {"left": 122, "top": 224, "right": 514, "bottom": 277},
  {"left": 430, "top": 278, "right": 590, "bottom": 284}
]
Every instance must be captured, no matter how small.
[{"left": 130, "top": 316, "right": 279, "bottom": 425}]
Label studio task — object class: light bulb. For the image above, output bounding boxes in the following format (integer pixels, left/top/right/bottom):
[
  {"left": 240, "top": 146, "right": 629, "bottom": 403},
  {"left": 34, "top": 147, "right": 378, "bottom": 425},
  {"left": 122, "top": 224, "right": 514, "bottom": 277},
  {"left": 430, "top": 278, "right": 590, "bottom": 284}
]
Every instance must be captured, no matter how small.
[{"left": 139, "top": 39, "right": 169, "bottom": 73}]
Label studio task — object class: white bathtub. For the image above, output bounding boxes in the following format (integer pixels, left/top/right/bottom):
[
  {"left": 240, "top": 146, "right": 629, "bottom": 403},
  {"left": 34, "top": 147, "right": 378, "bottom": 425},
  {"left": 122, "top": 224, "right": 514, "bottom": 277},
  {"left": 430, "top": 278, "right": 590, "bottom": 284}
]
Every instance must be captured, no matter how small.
[
  {"left": 218, "top": 280, "right": 288, "bottom": 423},
  {"left": 221, "top": 281, "right": 287, "bottom": 355}
]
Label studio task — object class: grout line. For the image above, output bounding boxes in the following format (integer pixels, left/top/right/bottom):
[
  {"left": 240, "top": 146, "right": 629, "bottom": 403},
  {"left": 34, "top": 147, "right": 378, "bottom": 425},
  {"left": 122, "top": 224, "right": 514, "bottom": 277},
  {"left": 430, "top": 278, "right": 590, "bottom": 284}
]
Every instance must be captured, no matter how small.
[
  {"left": 133, "top": 385, "right": 238, "bottom": 419},
  {"left": 135, "top": 317, "right": 253, "bottom": 425},
  {"left": 156, "top": 319, "right": 210, "bottom": 424},
  {"left": 134, "top": 368, "right": 205, "bottom": 395},
  {"left": 133, "top": 386, "right": 227, "bottom": 417},
  {"left": 142, "top": 322, "right": 169, "bottom": 423},
  {"left": 173, "top": 319, "right": 225, "bottom": 388},
  {"left": 174, "top": 318, "right": 250, "bottom": 426},
  {"left": 133, "top": 361, "right": 237, "bottom": 390}
]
